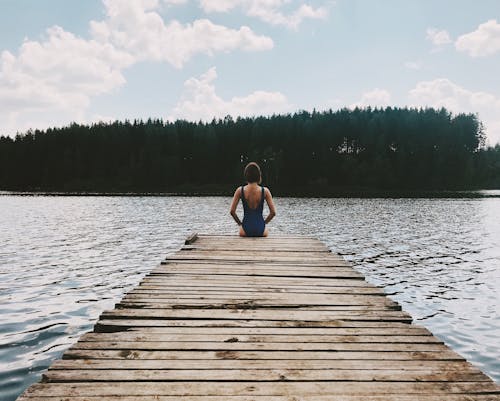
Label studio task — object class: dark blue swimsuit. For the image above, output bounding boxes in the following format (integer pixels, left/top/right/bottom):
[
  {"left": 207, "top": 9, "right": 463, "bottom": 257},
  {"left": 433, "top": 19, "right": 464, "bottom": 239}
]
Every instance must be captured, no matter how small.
[{"left": 241, "top": 185, "right": 265, "bottom": 237}]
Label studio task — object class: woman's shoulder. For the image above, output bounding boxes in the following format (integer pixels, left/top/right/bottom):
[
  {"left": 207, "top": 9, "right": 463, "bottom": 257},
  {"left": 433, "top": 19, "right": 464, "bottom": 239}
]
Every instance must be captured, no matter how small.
[
  {"left": 233, "top": 186, "right": 242, "bottom": 195},
  {"left": 263, "top": 186, "right": 272, "bottom": 195}
]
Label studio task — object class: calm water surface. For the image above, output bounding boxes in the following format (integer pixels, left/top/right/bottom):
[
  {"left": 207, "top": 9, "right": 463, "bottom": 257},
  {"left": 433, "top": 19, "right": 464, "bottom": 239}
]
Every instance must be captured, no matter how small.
[{"left": 1, "top": 195, "right": 499, "bottom": 400}]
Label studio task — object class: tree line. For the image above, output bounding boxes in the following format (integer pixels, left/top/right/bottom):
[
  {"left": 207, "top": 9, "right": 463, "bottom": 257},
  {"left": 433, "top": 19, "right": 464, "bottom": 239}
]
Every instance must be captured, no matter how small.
[{"left": 1, "top": 107, "right": 500, "bottom": 194}]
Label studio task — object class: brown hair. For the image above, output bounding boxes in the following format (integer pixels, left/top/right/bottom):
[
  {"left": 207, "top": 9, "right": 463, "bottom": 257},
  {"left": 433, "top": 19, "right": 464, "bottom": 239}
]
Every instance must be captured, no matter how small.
[{"left": 244, "top": 162, "right": 261, "bottom": 183}]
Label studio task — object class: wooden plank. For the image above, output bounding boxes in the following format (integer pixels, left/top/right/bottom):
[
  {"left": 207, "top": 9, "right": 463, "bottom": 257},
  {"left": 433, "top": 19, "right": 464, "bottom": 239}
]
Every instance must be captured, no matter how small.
[
  {"left": 151, "top": 265, "right": 359, "bottom": 274},
  {"left": 142, "top": 272, "right": 366, "bottom": 281},
  {"left": 192, "top": 240, "right": 328, "bottom": 247},
  {"left": 62, "top": 349, "right": 464, "bottom": 361},
  {"left": 164, "top": 255, "right": 346, "bottom": 264},
  {"left": 133, "top": 285, "right": 376, "bottom": 293},
  {"left": 21, "top": 382, "right": 500, "bottom": 396},
  {"left": 120, "top": 293, "right": 398, "bottom": 305},
  {"left": 69, "top": 341, "right": 449, "bottom": 352},
  {"left": 124, "top": 289, "right": 389, "bottom": 298},
  {"left": 120, "top": 326, "right": 434, "bottom": 335},
  {"left": 135, "top": 282, "right": 372, "bottom": 291},
  {"left": 149, "top": 271, "right": 359, "bottom": 279},
  {"left": 93, "top": 319, "right": 423, "bottom": 329},
  {"left": 187, "top": 244, "right": 330, "bottom": 251},
  {"left": 149, "top": 269, "right": 363, "bottom": 279},
  {"left": 139, "top": 276, "right": 371, "bottom": 287},
  {"left": 43, "top": 369, "right": 489, "bottom": 383},
  {"left": 197, "top": 233, "right": 316, "bottom": 238},
  {"left": 136, "top": 283, "right": 372, "bottom": 293},
  {"left": 77, "top": 333, "right": 443, "bottom": 343},
  {"left": 117, "top": 303, "right": 402, "bottom": 312},
  {"left": 174, "top": 249, "right": 338, "bottom": 257},
  {"left": 127, "top": 286, "right": 386, "bottom": 294},
  {"left": 100, "top": 308, "right": 413, "bottom": 322},
  {"left": 117, "top": 305, "right": 402, "bottom": 313},
  {"left": 160, "top": 259, "right": 351, "bottom": 267},
  {"left": 17, "top": 396, "right": 500, "bottom": 401},
  {"left": 49, "top": 359, "right": 477, "bottom": 371},
  {"left": 148, "top": 271, "right": 360, "bottom": 279},
  {"left": 156, "top": 261, "right": 350, "bottom": 268}
]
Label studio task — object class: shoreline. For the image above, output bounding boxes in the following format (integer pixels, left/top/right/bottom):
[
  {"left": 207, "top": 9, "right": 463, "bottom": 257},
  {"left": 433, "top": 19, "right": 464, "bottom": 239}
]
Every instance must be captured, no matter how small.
[{"left": 2, "top": 189, "right": 500, "bottom": 198}]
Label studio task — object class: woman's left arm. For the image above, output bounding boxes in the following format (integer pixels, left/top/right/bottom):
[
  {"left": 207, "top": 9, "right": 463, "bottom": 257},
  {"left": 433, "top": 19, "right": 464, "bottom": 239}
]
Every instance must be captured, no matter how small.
[
  {"left": 264, "top": 188, "right": 276, "bottom": 224},
  {"left": 229, "top": 187, "right": 242, "bottom": 226}
]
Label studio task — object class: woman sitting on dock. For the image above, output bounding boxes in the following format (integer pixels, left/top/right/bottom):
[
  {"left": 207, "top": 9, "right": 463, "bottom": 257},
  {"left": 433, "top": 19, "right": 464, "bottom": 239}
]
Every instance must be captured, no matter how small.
[{"left": 230, "top": 162, "right": 276, "bottom": 237}]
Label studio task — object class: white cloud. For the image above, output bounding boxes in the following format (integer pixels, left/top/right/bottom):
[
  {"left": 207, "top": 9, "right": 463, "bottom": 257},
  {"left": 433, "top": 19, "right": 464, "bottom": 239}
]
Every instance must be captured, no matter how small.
[
  {"left": 199, "top": 0, "right": 234, "bottom": 12},
  {"left": 199, "top": 0, "right": 329, "bottom": 29},
  {"left": 0, "top": 0, "right": 274, "bottom": 136},
  {"left": 409, "top": 78, "right": 500, "bottom": 144},
  {"left": 455, "top": 19, "right": 500, "bottom": 57},
  {"left": 163, "top": 0, "right": 188, "bottom": 5},
  {"left": 0, "top": 25, "right": 134, "bottom": 136},
  {"left": 351, "top": 88, "right": 392, "bottom": 108},
  {"left": 170, "top": 67, "right": 292, "bottom": 121},
  {"left": 0, "top": 27, "right": 133, "bottom": 112},
  {"left": 92, "top": 0, "right": 273, "bottom": 68},
  {"left": 426, "top": 27, "right": 452, "bottom": 50}
]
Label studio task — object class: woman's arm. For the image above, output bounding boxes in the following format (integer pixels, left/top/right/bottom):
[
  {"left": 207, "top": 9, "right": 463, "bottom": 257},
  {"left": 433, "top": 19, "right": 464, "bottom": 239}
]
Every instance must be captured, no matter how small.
[
  {"left": 229, "top": 187, "right": 242, "bottom": 226},
  {"left": 264, "top": 187, "right": 276, "bottom": 224}
]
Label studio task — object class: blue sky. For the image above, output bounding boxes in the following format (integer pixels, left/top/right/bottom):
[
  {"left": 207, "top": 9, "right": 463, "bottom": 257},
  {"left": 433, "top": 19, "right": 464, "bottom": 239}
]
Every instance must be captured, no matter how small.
[{"left": 1, "top": 0, "right": 499, "bottom": 143}]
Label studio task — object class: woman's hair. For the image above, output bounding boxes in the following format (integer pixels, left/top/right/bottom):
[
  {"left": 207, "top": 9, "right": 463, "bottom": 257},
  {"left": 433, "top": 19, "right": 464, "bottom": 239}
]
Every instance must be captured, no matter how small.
[{"left": 244, "top": 162, "right": 261, "bottom": 183}]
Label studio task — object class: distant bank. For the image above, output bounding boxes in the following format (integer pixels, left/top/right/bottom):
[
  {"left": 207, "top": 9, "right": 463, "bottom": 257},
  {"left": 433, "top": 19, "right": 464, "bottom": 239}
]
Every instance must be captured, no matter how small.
[
  {"left": 2, "top": 108, "right": 500, "bottom": 192},
  {"left": 2, "top": 188, "right": 500, "bottom": 198}
]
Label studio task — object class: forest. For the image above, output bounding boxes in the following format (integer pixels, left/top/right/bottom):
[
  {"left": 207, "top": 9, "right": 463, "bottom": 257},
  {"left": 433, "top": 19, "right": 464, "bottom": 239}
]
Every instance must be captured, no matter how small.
[{"left": 1, "top": 107, "right": 500, "bottom": 194}]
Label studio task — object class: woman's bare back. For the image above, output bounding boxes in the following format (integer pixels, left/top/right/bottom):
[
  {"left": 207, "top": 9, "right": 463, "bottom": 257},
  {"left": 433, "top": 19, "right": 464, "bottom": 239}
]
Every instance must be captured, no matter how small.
[{"left": 242, "top": 184, "right": 264, "bottom": 209}]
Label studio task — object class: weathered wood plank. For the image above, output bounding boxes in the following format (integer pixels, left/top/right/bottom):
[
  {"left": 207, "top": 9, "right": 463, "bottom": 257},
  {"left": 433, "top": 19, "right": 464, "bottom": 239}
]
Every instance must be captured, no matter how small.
[
  {"left": 173, "top": 249, "right": 339, "bottom": 257},
  {"left": 151, "top": 265, "right": 360, "bottom": 275},
  {"left": 17, "top": 396, "right": 500, "bottom": 401},
  {"left": 70, "top": 341, "right": 449, "bottom": 352},
  {"left": 119, "top": 300, "right": 396, "bottom": 307},
  {"left": 160, "top": 259, "right": 351, "bottom": 267},
  {"left": 43, "top": 368, "right": 489, "bottom": 382},
  {"left": 140, "top": 276, "right": 371, "bottom": 287},
  {"left": 122, "top": 293, "right": 390, "bottom": 301},
  {"left": 77, "top": 333, "right": 443, "bottom": 343},
  {"left": 121, "top": 326, "right": 434, "bottom": 335},
  {"left": 182, "top": 244, "right": 330, "bottom": 252},
  {"left": 152, "top": 268, "right": 361, "bottom": 276},
  {"left": 129, "top": 284, "right": 385, "bottom": 293},
  {"left": 93, "top": 318, "right": 426, "bottom": 329},
  {"left": 120, "top": 293, "right": 398, "bottom": 305},
  {"left": 149, "top": 269, "right": 363, "bottom": 279},
  {"left": 160, "top": 260, "right": 346, "bottom": 267},
  {"left": 163, "top": 255, "right": 346, "bottom": 264},
  {"left": 63, "top": 349, "right": 464, "bottom": 361},
  {"left": 21, "top": 381, "right": 500, "bottom": 396},
  {"left": 100, "top": 308, "right": 413, "bottom": 322},
  {"left": 49, "top": 359, "right": 478, "bottom": 371}
]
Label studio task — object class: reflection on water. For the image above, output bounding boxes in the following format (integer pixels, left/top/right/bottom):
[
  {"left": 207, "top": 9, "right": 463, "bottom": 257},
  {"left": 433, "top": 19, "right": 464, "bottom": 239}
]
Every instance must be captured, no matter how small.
[{"left": 0, "top": 195, "right": 499, "bottom": 400}]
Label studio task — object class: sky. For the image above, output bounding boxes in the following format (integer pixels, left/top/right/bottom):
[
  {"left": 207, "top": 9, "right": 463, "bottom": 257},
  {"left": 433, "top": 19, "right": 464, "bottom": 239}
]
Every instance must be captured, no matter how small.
[{"left": 0, "top": 0, "right": 499, "bottom": 144}]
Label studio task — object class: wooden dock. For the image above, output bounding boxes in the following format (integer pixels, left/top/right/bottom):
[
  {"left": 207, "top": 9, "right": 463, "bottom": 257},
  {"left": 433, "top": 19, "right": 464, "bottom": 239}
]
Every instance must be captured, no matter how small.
[{"left": 19, "top": 234, "right": 500, "bottom": 400}]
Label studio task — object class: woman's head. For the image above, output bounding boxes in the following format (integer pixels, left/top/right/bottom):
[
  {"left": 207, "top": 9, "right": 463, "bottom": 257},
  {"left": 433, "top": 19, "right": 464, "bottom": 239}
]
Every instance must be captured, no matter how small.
[{"left": 244, "top": 162, "right": 261, "bottom": 184}]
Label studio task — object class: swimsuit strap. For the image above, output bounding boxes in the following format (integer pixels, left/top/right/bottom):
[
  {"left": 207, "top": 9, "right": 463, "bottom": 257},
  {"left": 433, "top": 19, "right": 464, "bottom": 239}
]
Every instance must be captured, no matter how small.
[
  {"left": 241, "top": 185, "right": 245, "bottom": 206},
  {"left": 261, "top": 186, "right": 265, "bottom": 206}
]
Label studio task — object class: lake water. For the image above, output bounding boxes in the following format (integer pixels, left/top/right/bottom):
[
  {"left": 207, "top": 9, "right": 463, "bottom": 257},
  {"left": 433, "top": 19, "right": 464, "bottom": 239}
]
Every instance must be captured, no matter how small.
[{"left": 1, "top": 194, "right": 499, "bottom": 400}]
